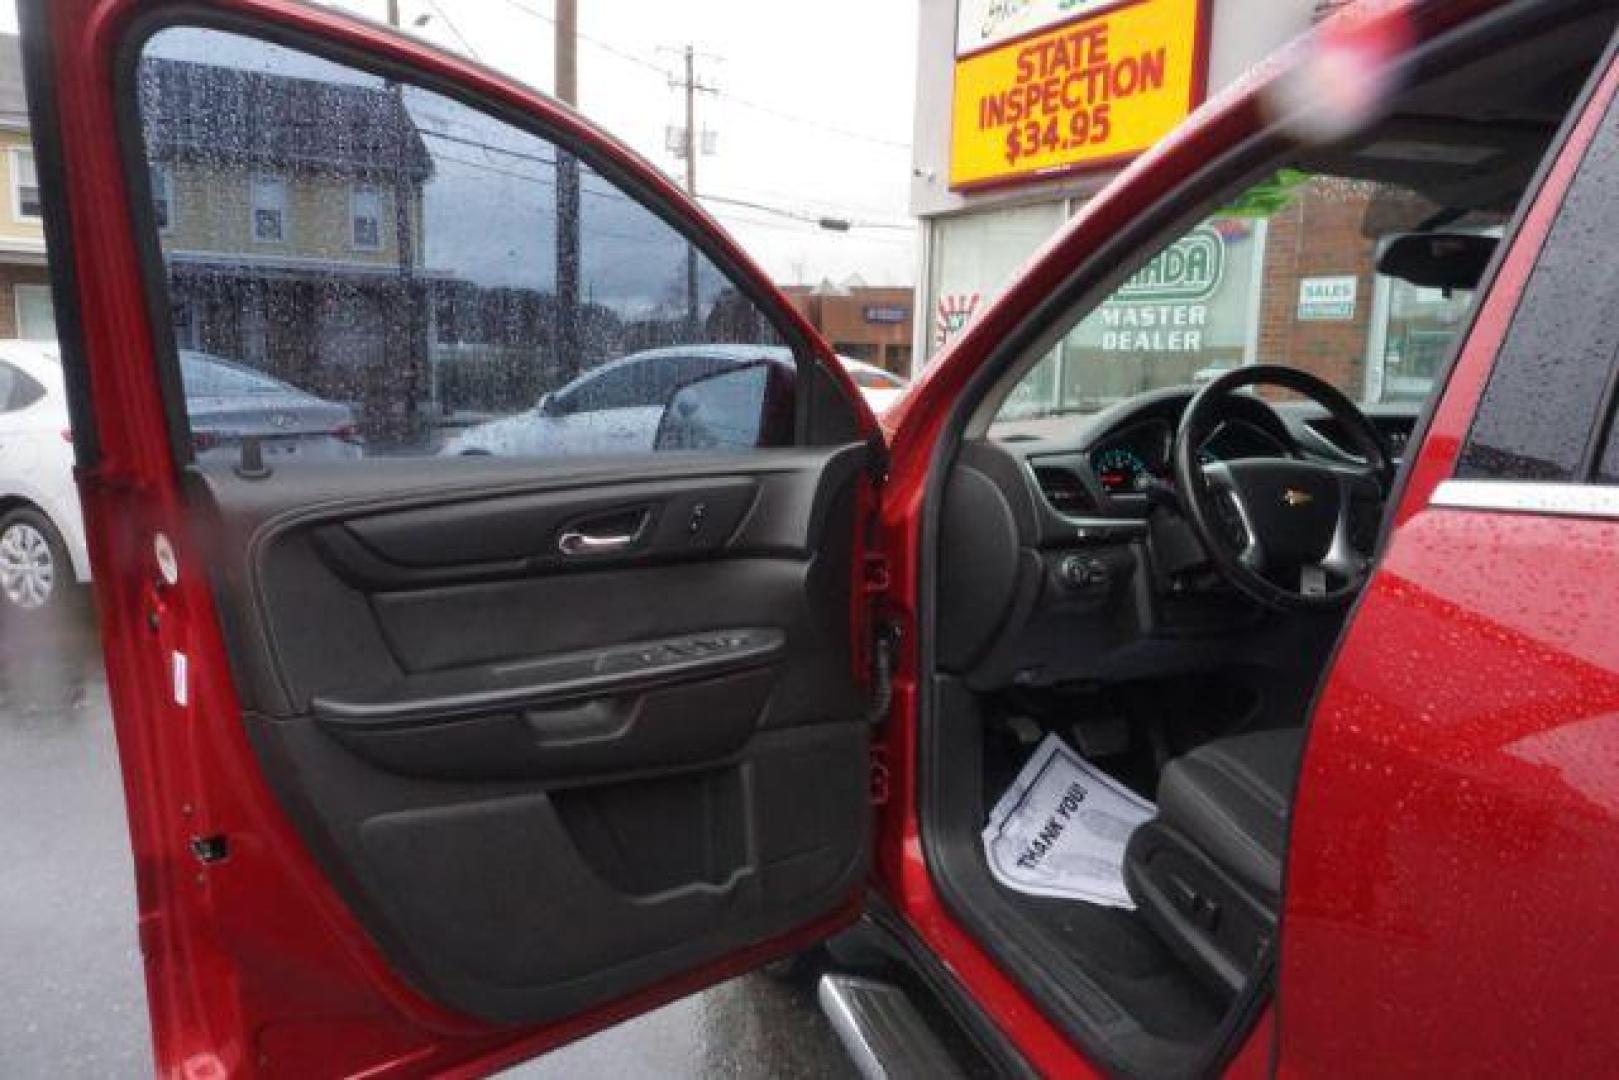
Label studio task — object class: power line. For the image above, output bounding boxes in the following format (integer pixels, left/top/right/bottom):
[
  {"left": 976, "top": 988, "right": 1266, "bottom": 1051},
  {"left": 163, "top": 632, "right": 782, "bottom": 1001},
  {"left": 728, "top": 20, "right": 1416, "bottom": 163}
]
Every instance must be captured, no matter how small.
[
  {"left": 421, "top": 128, "right": 909, "bottom": 230},
  {"left": 421, "top": 0, "right": 482, "bottom": 61},
  {"left": 701, "top": 193, "right": 914, "bottom": 233},
  {"left": 716, "top": 91, "right": 910, "bottom": 152},
  {"left": 708, "top": 209, "right": 915, "bottom": 246},
  {"left": 498, "top": 0, "right": 676, "bottom": 81},
  {"left": 494, "top": 0, "right": 910, "bottom": 152}
]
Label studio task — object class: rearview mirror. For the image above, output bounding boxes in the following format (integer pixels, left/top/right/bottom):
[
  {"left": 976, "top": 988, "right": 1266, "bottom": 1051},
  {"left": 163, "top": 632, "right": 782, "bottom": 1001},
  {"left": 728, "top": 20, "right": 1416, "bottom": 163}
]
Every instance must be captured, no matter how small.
[
  {"left": 1377, "top": 232, "right": 1497, "bottom": 292},
  {"left": 654, "top": 363, "right": 770, "bottom": 452}
]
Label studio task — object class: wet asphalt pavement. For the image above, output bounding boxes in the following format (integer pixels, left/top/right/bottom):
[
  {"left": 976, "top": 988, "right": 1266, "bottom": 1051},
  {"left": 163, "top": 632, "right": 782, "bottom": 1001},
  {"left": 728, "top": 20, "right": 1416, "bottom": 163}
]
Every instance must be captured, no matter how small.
[{"left": 0, "top": 603, "right": 856, "bottom": 1078}]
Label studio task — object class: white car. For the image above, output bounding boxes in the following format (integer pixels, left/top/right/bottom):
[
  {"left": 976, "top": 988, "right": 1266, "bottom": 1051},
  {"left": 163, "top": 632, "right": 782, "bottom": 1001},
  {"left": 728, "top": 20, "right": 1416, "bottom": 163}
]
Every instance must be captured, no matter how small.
[
  {"left": 0, "top": 341, "right": 362, "bottom": 615},
  {"left": 442, "top": 345, "right": 909, "bottom": 458},
  {"left": 841, "top": 355, "right": 909, "bottom": 414},
  {"left": 0, "top": 341, "right": 92, "bottom": 615}
]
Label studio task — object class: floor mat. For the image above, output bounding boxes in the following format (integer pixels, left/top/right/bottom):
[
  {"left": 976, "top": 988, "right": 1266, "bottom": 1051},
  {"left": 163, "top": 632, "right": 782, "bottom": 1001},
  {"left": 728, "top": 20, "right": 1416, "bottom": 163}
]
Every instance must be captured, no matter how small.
[{"left": 981, "top": 734, "right": 1155, "bottom": 908}]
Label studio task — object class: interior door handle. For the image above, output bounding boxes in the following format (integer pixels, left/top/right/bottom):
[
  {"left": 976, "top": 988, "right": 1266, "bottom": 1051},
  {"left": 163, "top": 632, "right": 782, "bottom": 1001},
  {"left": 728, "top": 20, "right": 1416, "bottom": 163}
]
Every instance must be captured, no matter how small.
[{"left": 557, "top": 528, "right": 637, "bottom": 556}]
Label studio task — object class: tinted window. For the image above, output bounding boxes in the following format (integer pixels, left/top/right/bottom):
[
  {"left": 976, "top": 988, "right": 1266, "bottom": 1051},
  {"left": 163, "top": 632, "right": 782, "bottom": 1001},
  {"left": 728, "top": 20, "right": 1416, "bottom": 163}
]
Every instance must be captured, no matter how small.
[
  {"left": 1459, "top": 94, "right": 1619, "bottom": 482},
  {"left": 558, "top": 353, "right": 732, "bottom": 414},
  {"left": 133, "top": 27, "right": 788, "bottom": 461},
  {"left": 0, "top": 362, "right": 45, "bottom": 412},
  {"left": 9, "top": 369, "right": 45, "bottom": 411}
]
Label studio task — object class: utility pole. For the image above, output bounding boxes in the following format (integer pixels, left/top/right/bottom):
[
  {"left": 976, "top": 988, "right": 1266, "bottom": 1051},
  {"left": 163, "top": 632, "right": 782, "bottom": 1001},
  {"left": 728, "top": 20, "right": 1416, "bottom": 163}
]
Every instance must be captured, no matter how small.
[
  {"left": 682, "top": 45, "right": 699, "bottom": 336},
  {"left": 385, "top": 0, "right": 426, "bottom": 442},
  {"left": 663, "top": 45, "right": 716, "bottom": 337},
  {"left": 554, "top": 0, "right": 582, "bottom": 382}
]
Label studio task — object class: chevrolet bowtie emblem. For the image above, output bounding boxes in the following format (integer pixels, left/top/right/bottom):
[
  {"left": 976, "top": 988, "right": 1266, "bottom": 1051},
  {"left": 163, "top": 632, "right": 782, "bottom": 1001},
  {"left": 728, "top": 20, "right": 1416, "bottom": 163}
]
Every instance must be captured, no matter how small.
[{"left": 1283, "top": 489, "right": 1313, "bottom": 507}]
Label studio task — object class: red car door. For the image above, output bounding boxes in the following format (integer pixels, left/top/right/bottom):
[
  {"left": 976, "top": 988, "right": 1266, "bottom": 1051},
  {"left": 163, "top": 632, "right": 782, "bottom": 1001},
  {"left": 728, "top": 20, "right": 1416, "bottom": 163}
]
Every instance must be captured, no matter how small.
[
  {"left": 1280, "top": 39, "right": 1619, "bottom": 1078},
  {"left": 21, "top": 1, "right": 882, "bottom": 1075}
]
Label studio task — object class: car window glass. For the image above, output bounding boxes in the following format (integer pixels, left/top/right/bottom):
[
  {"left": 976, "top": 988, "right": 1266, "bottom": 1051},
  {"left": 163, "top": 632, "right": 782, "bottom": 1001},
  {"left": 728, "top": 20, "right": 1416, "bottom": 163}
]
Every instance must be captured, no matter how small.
[
  {"left": 8, "top": 368, "right": 45, "bottom": 411},
  {"left": 559, "top": 354, "right": 729, "bottom": 414},
  {"left": 990, "top": 173, "right": 1500, "bottom": 426},
  {"left": 133, "top": 27, "right": 790, "bottom": 462},
  {"left": 1458, "top": 92, "right": 1619, "bottom": 483},
  {"left": 178, "top": 352, "right": 296, "bottom": 396}
]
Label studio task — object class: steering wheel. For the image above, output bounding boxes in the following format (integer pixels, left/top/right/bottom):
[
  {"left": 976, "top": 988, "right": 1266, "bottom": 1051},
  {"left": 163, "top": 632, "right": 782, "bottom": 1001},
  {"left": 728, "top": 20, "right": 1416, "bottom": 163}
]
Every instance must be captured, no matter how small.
[{"left": 1172, "top": 365, "right": 1392, "bottom": 611}]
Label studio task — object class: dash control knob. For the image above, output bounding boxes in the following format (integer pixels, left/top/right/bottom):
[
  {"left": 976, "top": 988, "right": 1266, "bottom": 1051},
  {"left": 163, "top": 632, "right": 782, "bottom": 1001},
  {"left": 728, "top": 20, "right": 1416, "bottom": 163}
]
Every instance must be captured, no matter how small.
[{"left": 1059, "top": 554, "right": 1110, "bottom": 590}]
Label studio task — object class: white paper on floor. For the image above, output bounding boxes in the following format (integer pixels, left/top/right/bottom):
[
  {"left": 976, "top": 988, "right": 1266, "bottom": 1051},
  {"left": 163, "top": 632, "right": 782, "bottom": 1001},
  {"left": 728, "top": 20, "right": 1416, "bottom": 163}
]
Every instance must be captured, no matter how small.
[{"left": 981, "top": 733, "right": 1156, "bottom": 909}]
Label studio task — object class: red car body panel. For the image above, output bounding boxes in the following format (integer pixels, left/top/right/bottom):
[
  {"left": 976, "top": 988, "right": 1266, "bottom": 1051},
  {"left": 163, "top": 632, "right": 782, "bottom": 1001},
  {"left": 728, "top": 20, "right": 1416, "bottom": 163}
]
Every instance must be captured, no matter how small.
[
  {"left": 1277, "top": 49, "right": 1619, "bottom": 1077},
  {"left": 32, "top": 0, "right": 873, "bottom": 1076},
  {"left": 873, "top": 1, "right": 1524, "bottom": 1075}
]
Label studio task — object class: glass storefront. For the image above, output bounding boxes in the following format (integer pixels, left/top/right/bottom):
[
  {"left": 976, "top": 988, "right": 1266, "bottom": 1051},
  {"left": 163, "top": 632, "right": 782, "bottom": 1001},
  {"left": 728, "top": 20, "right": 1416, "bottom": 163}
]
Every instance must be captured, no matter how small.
[
  {"left": 925, "top": 201, "right": 1065, "bottom": 358},
  {"left": 925, "top": 176, "right": 1497, "bottom": 417}
]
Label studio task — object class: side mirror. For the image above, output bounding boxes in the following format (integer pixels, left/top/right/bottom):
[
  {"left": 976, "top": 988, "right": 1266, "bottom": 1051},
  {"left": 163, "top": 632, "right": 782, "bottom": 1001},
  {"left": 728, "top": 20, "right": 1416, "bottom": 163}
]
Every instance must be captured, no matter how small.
[
  {"left": 654, "top": 362, "right": 771, "bottom": 452},
  {"left": 1377, "top": 232, "right": 1496, "bottom": 292},
  {"left": 537, "top": 391, "right": 568, "bottom": 417}
]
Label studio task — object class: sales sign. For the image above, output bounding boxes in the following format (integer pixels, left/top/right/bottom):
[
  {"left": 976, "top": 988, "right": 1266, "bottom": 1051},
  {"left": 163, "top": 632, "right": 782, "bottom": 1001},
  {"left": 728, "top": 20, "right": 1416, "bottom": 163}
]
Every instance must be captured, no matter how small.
[
  {"left": 1297, "top": 275, "right": 1358, "bottom": 320},
  {"left": 949, "top": 0, "right": 1208, "bottom": 191}
]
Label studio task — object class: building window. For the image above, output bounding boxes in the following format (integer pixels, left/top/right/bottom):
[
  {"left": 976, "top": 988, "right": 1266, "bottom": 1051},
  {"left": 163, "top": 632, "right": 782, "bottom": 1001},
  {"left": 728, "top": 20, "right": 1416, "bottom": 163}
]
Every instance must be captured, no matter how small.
[
  {"left": 11, "top": 148, "right": 40, "bottom": 221},
  {"left": 250, "top": 173, "right": 287, "bottom": 243},
  {"left": 351, "top": 184, "right": 382, "bottom": 250},
  {"left": 150, "top": 164, "right": 173, "bottom": 231},
  {"left": 14, "top": 284, "right": 56, "bottom": 341}
]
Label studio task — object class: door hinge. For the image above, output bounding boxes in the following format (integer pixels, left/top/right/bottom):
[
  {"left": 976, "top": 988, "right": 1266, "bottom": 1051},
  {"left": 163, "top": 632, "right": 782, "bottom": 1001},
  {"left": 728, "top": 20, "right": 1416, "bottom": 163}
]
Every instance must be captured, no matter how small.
[
  {"left": 869, "top": 745, "right": 891, "bottom": 805},
  {"left": 865, "top": 619, "right": 899, "bottom": 726},
  {"left": 862, "top": 551, "right": 891, "bottom": 596}
]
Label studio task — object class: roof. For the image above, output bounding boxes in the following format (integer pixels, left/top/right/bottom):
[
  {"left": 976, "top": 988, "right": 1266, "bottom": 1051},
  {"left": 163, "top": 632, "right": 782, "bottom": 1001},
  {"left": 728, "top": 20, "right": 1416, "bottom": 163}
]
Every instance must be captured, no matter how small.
[
  {"left": 0, "top": 35, "right": 28, "bottom": 129},
  {"left": 137, "top": 57, "right": 433, "bottom": 182}
]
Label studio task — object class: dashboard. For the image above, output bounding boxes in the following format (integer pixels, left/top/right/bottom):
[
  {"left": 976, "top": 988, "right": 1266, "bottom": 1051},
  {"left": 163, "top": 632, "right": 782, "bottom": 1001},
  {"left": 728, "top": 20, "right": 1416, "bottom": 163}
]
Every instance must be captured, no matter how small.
[
  {"left": 1087, "top": 416, "right": 1291, "bottom": 495},
  {"left": 992, "top": 388, "right": 1419, "bottom": 514},
  {"left": 938, "top": 386, "right": 1422, "bottom": 690}
]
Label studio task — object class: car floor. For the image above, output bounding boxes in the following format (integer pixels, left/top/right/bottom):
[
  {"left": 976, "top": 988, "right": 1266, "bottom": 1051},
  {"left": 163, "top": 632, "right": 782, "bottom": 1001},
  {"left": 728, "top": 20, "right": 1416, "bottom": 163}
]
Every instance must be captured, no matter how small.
[
  {"left": 979, "top": 710, "right": 1228, "bottom": 1053},
  {"left": 1005, "top": 893, "right": 1226, "bottom": 1044}
]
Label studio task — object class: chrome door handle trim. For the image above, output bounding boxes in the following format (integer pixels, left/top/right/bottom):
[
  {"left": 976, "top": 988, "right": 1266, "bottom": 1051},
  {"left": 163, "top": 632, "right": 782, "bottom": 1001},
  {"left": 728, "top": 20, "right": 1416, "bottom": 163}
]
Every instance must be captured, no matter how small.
[{"left": 557, "top": 529, "right": 637, "bottom": 556}]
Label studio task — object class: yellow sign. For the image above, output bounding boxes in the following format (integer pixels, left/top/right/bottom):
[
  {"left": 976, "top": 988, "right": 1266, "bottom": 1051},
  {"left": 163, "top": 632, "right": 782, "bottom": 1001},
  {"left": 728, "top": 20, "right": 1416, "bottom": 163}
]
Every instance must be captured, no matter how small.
[{"left": 949, "top": 0, "right": 1208, "bottom": 190}]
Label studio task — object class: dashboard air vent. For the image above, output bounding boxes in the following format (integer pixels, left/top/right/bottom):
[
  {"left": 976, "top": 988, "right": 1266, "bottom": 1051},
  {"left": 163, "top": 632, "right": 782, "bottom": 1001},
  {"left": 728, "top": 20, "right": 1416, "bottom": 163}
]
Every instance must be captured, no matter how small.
[{"left": 1033, "top": 465, "right": 1097, "bottom": 515}]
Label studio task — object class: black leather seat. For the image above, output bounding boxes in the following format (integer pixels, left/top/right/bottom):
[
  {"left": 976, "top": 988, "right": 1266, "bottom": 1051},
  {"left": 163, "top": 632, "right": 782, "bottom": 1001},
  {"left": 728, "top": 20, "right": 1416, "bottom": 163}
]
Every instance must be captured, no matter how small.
[{"left": 1123, "top": 728, "right": 1304, "bottom": 999}]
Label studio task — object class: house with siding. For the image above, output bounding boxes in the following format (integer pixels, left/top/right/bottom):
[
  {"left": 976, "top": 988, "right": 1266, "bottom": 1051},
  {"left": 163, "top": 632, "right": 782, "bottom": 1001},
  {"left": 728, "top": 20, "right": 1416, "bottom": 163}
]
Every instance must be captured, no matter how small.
[
  {"left": 135, "top": 55, "right": 439, "bottom": 435},
  {"left": 0, "top": 34, "right": 51, "bottom": 341}
]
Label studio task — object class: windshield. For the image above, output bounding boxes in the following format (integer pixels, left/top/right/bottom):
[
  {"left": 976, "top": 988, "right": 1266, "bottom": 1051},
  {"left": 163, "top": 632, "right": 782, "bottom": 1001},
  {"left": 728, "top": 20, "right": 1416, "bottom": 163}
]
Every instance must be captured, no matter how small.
[{"left": 993, "top": 174, "right": 1501, "bottom": 424}]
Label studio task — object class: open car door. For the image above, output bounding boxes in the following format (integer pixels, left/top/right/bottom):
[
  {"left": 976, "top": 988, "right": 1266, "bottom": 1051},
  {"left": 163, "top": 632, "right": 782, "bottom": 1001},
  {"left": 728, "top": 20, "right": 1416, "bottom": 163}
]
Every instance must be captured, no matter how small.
[{"left": 21, "top": 1, "right": 882, "bottom": 1074}]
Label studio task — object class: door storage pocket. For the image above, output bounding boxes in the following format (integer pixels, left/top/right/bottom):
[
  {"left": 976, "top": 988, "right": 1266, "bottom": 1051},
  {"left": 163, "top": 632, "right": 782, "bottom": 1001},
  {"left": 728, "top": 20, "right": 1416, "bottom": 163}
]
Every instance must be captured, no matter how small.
[{"left": 359, "top": 789, "right": 759, "bottom": 990}]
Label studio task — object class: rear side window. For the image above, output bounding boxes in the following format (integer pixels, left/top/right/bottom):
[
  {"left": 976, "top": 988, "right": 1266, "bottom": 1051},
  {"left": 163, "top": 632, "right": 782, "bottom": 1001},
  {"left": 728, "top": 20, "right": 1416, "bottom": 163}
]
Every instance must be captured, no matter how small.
[
  {"left": 556, "top": 354, "right": 731, "bottom": 414},
  {"left": 1457, "top": 88, "right": 1619, "bottom": 483},
  {"left": 0, "top": 361, "right": 44, "bottom": 412},
  {"left": 130, "top": 26, "right": 792, "bottom": 462}
]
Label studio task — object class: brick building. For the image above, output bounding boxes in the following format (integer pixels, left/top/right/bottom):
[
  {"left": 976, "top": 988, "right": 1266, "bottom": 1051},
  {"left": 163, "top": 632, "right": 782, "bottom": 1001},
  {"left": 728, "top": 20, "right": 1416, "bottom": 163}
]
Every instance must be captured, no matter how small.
[{"left": 782, "top": 278, "right": 914, "bottom": 376}]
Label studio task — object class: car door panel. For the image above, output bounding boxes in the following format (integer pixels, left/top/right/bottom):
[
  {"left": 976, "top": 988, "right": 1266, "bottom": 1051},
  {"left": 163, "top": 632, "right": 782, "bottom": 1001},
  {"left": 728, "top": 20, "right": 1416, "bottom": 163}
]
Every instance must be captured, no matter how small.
[
  {"left": 178, "top": 444, "right": 869, "bottom": 1025},
  {"left": 26, "top": 0, "right": 884, "bottom": 1067}
]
